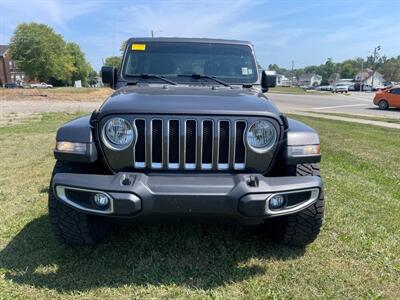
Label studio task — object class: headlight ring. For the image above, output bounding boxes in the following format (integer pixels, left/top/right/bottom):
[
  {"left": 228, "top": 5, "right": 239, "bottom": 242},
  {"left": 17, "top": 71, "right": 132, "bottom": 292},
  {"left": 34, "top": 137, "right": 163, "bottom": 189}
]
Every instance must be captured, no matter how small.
[
  {"left": 246, "top": 120, "right": 277, "bottom": 153},
  {"left": 102, "top": 117, "right": 135, "bottom": 151}
]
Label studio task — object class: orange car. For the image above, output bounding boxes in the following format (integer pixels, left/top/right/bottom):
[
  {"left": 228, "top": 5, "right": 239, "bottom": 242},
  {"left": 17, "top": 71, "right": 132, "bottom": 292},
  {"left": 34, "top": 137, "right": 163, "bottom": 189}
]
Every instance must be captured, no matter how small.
[{"left": 373, "top": 86, "right": 400, "bottom": 110}]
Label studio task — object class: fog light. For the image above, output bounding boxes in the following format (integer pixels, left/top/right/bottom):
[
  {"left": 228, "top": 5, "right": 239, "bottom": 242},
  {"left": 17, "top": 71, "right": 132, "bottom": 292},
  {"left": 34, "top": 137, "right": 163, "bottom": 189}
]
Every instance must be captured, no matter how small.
[
  {"left": 269, "top": 195, "right": 285, "bottom": 210},
  {"left": 93, "top": 193, "right": 110, "bottom": 207}
]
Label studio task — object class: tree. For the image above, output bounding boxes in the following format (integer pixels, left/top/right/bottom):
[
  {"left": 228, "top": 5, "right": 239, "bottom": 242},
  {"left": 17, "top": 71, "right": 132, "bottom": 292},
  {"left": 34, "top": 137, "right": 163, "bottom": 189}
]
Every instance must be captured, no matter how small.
[
  {"left": 340, "top": 61, "right": 357, "bottom": 79},
  {"left": 120, "top": 40, "right": 127, "bottom": 54},
  {"left": 9, "top": 22, "right": 74, "bottom": 83},
  {"left": 104, "top": 56, "right": 122, "bottom": 68},
  {"left": 66, "top": 42, "right": 92, "bottom": 86},
  {"left": 379, "top": 56, "right": 400, "bottom": 82},
  {"left": 88, "top": 70, "right": 99, "bottom": 86}
]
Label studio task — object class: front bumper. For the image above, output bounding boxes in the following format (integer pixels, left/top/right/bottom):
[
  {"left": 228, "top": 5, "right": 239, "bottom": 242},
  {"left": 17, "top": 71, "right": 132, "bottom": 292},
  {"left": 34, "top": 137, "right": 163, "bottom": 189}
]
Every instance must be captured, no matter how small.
[{"left": 52, "top": 172, "right": 322, "bottom": 224}]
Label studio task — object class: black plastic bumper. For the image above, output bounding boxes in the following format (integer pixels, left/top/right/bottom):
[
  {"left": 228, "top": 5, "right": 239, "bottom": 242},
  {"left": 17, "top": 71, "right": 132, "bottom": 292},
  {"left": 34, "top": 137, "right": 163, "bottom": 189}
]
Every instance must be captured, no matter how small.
[{"left": 52, "top": 172, "right": 323, "bottom": 224}]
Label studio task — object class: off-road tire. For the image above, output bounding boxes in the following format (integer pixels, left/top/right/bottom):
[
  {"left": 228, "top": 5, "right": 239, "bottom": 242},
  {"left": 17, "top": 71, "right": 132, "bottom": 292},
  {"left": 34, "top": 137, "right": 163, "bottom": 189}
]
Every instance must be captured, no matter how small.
[
  {"left": 265, "top": 163, "right": 324, "bottom": 247},
  {"left": 48, "top": 161, "right": 110, "bottom": 245}
]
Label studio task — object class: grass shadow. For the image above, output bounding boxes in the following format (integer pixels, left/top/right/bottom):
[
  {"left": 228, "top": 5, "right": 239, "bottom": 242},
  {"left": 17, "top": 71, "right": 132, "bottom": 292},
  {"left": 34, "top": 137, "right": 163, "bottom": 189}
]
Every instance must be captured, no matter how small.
[{"left": 0, "top": 215, "right": 304, "bottom": 292}]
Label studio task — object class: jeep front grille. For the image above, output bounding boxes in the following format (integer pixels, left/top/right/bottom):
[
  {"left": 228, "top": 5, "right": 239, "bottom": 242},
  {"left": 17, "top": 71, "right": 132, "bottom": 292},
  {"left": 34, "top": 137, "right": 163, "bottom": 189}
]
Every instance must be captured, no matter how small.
[{"left": 132, "top": 117, "right": 247, "bottom": 170}]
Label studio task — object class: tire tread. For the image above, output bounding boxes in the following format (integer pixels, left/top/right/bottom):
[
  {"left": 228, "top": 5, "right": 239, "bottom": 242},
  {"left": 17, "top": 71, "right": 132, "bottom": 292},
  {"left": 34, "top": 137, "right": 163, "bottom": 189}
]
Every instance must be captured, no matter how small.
[{"left": 48, "top": 161, "right": 109, "bottom": 245}]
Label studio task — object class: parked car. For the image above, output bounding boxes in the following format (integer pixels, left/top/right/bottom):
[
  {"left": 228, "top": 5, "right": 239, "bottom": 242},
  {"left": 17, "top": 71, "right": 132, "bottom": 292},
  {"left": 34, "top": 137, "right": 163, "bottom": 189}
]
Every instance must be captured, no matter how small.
[
  {"left": 317, "top": 85, "right": 332, "bottom": 91},
  {"left": 373, "top": 86, "right": 400, "bottom": 109},
  {"left": 348, "top": 84, "right": 356, "bottom": 91},
  {"left": 4, "top": 82, "right": 20, "bottom": 88},
  {"left": 30, "top": 82, "right": 53, "bottom": 88},
  {"left": 50, "top": 37, "right": 324, "bottom": 247},
  {"left": 300, "top": 85, "right": 316, "bottom": 90},
  {"left": 373, "top": 85, "right": 386, "bottom": 91},
  {"left": 332, "top": 83, "right": 350, "bottom": 93},
  {"left": 361, "top": 84, "right": 373, "bottom": 91}
]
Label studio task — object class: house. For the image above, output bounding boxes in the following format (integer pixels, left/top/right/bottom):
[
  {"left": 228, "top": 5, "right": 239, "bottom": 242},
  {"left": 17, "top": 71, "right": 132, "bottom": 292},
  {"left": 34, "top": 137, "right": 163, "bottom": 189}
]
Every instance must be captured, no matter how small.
[
  {"left": 0, "top": 45, "right": 27, "bottom": 86},
  {"left": 266, "top": 70, "right": 291, "bottom": 87},
  {"left": 276, "top": 74, "right": 291, "bottom": 87},
  {"left": 354, "top": 68, "right": 385, "bottom": 88},
  {"left": 298, "top": 73, "right": 322, "bottom": 86}
]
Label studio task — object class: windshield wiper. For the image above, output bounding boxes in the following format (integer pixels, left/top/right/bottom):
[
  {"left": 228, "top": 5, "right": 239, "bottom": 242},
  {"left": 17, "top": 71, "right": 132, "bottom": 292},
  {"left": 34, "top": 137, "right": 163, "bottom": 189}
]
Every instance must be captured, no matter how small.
[
  {"left": 177, "top": 74, "right": 231, "bottom": 87},
  {"left": 126, "top": 74, "right": 177, "bottom": 85}
]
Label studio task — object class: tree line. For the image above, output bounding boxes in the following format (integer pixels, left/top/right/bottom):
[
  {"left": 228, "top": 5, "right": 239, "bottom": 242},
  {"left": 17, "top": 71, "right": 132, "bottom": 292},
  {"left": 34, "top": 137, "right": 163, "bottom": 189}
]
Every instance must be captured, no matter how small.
[
  {"left": 10, "top": 23, "right": 98, "bottom": 86},
  {"left": 268, "top": 55, "right": 400, "bottom": 85},
  {"left": 11, "top": 22, "right": 398, "bottom": 87}
]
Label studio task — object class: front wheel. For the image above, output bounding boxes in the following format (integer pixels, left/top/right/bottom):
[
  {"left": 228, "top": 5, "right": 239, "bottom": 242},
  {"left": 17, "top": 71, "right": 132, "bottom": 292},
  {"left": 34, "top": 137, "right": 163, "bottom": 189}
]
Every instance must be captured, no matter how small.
[
  {"left": 378, "top": 100, "right": 389, "bottom": 110},
  {"left": 48, "top": 161, "right": 110, "bottom": 245},
  {"left": 264, "top": 163, "right": 324, "bottom": 247}
]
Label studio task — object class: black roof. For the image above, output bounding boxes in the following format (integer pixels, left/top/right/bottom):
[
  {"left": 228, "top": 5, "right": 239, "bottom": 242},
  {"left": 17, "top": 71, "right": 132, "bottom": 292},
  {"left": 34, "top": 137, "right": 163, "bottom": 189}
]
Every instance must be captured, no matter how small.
[
  {"left": 127, "top": 37, "right": 252, "bottom": 46},
  {"left": 0, "top": 45, "right": 9, "bottom": 56}
]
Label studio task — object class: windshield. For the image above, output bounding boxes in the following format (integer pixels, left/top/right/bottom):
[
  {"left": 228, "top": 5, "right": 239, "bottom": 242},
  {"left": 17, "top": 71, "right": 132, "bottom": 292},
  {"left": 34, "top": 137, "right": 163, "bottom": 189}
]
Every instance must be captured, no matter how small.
[{"left": 122, "top": 41, "right": 258, "bottom": 84}]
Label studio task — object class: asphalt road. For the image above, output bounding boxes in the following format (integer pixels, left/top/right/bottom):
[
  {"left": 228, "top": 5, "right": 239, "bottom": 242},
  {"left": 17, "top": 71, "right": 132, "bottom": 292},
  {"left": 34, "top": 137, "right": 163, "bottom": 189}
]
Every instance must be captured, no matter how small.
[{"left": 267, "top": 92, "right": 400, "bottom": 119}]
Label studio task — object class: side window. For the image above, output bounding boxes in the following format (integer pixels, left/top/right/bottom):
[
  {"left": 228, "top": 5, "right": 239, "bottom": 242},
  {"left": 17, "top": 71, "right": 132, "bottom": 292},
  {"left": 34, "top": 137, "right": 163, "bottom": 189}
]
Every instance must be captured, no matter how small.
[{"left": 390, "top": 88, "right": 400, "bottom": 95}]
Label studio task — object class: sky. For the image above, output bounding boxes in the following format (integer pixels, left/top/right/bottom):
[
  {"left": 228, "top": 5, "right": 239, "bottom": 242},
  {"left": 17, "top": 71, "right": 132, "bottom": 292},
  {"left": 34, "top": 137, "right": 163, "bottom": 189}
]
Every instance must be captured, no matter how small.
[{"left": 1, "top": 0, "right": 399, "bottom": 71}]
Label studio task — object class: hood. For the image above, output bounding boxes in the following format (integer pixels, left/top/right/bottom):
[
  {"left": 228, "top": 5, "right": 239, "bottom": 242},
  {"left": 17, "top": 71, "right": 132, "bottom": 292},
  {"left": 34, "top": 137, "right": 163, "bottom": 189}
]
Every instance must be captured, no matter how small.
[{"left": 98, "top": 85, "right": 281, "bottom": 119}]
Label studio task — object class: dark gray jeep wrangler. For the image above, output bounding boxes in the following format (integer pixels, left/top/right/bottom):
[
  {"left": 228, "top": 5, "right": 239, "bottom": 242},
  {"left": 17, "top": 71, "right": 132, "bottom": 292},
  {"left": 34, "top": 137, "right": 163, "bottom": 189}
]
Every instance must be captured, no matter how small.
[{"left": 50, "top": 38, "right": 323, "bottom": 247}]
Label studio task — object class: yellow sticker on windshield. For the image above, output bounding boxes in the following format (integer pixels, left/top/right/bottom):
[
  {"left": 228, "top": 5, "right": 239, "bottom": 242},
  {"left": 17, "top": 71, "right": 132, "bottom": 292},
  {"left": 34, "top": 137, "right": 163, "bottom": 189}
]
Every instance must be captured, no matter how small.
[{"left": 132, "top": 44, "right": 146, "bottom": 51}]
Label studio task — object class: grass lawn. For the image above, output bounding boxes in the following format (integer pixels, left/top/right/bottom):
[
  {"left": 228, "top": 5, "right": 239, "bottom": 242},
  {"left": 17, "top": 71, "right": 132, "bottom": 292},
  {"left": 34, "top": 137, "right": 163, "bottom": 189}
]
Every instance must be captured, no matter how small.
[
  {"left": 267, "top": 86, "right": 327, "bottom": 95},
  {"left": 0, "top": 113, "right": 399, "bottom": 299},
  {"left": 305, "top": 111, "right": 400, "bottom": 124}
]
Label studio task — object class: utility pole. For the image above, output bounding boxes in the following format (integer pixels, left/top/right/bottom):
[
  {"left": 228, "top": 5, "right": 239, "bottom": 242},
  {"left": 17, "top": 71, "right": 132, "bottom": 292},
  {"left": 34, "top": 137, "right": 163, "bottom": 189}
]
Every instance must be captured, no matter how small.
[
  {"left": 112, "top": 16, "right": 116, "bottom": 56},
  {"left": 291, "top": 60, "right": 294, "bottom": 86},
  {"left": 360, "top": 59, "right": 364, "bottom": 91},
  {"left": 371, "top": 45, "right": 381, "bottom": 90},
  {"left": 151, "top": 29, "right": 163, "bottom": 38}
]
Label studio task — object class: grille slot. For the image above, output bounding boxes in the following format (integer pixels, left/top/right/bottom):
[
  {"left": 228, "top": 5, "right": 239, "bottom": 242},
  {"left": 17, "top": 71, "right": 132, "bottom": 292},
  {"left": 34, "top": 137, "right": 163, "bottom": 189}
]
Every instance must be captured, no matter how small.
[
  {"left": 234, "top": 121, "right": 246, "bottom": 169},
  {"left": 218, "top": 121, "right": 230, "bottom": 169},
  {"left": 168, "top": 120, "right": 180, "bottom": 168},
  {"left": 132, "top": 117, "right": 248, "bottom": 171},
  {"left": 202, "top": 120, "right": 213, "bottom": 169},
  {"left": 134, "top": 119, "right": 146, "bottom": 168},
  {"left": 185, "top": 120, "right": 196, "bottom": 167},
  {"left": 151, "top": 119, "right": 163, "bottom": 168}
]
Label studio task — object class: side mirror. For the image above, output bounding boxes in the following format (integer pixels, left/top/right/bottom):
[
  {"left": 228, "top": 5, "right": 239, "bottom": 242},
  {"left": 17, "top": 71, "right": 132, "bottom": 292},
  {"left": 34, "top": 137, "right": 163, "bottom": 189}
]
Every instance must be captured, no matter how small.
[
  {"left": 101, "top": 66, "right": 117, "bottom": 89},
  {"left": 261, "top": 71, "right": 276, "bottom": 93}
]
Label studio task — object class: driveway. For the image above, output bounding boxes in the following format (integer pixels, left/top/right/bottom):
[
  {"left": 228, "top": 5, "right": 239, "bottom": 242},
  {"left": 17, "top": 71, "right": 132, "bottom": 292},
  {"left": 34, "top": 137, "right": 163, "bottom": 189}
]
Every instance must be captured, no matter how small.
[{"left": 267, "top": 92, "right": 400, "bottom": 119}]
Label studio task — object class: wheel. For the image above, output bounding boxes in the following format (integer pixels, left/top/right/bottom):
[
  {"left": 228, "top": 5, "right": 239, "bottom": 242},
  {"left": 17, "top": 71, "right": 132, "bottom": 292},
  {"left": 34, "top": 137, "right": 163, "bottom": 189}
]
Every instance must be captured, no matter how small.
[
  {"left": 48, "top": 161, "right": 110, "bottom": 245},
  {"left": 264, "top": 163, "right": 324, "bottom": 247},
  {"left": 378, "top": 100, "right": 389, "bottom": 110}
]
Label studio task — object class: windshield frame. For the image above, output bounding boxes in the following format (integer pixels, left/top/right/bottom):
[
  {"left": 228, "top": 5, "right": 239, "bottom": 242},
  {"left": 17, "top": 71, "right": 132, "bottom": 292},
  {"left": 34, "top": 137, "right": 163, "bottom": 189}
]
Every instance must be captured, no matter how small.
[{"left": 120, "top": 40, "right": 260, "bottom": 85}]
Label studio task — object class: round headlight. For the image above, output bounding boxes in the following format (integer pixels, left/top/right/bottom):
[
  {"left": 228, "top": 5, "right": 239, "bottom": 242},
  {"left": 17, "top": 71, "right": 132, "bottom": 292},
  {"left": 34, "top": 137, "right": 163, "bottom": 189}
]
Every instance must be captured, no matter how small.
[
  {"left": 246, "top": 120, "right": 277, "bottom": 152},
  {"left": 103, "top": 117, "right": 134, "bottom": 150}
]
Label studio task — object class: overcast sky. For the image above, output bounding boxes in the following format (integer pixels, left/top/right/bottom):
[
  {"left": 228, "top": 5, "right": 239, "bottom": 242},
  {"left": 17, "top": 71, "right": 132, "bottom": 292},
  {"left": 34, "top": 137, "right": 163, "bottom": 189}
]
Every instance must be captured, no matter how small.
[{"left": 1, "top": 0, "right": 399, "bottom": 71}]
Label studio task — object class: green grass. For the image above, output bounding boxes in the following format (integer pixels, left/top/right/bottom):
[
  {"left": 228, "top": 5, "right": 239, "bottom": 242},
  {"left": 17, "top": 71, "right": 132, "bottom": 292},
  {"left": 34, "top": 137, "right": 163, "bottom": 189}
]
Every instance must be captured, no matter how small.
[
  {"left": 267, "top": 86, "right": 327, "bottom": 95},
  {"left": 305, "top": 111, "right": 400, "bottom": 124},
  {"left": 1, "top": 113, "right": 399, "bottom": 299}
]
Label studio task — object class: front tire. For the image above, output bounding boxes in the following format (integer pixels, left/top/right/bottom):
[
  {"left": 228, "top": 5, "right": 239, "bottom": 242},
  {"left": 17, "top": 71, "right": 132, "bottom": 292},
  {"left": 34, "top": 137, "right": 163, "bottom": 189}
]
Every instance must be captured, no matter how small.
[
  {"left": 48, "top": 161, "right": 110, "bottom": 245},
  {"left": 264, "top": 163, "right": 324, "bottom": 247},
  {"left": 378, "top": 100, "right": 389, "bottom": 110}
]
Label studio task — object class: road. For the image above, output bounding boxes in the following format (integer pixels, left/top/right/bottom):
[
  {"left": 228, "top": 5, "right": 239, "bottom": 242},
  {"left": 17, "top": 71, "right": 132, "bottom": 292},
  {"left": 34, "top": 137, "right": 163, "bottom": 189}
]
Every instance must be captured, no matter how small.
[
  {"left": 1, "top": 91, "right": 399, "bottom": 127},
  {"left": 267, "top": 92, "right": 400, "bottom": 119}
]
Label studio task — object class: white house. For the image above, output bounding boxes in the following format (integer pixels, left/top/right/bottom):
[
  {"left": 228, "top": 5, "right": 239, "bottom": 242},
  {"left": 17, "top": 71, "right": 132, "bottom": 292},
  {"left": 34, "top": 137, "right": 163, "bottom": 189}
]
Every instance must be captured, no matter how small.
[
  {"left": 276, "top": 74, "right": 291, "bottom": 87},
  {"left": 298, "top": 73, "right": 322, "bottom": 86},
  {"left": 354, "top": 69, "right": 385, "bottom": 88}
]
